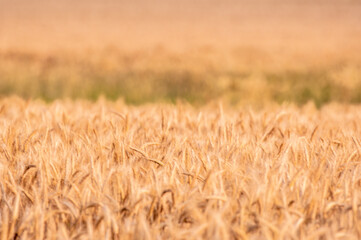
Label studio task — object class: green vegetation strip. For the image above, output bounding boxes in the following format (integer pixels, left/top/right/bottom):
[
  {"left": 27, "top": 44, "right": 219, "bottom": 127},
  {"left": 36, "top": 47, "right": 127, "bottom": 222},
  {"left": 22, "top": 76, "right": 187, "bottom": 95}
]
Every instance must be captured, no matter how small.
[{"left": 1, "top": 53, "right": 360, "bottom": 106}]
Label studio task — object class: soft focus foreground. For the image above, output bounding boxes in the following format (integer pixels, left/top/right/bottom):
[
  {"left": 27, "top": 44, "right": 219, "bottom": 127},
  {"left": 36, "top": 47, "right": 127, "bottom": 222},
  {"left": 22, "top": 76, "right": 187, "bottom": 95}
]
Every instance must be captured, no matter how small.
[{"left": 1, "top": 98, "right": 361, "bottom": 239}]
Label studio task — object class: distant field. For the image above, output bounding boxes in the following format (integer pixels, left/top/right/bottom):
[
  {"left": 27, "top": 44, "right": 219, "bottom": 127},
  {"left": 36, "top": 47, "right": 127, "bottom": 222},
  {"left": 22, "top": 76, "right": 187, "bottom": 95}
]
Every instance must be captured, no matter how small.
[
  {"left": 1, "top": 98, "right": 361, "bottom": 239},
  {"left": 1, "top": 1, "right": 361, "bottom": 106},
  {"left": 1, "top": 49, "right": 361, "bottom": 107}
]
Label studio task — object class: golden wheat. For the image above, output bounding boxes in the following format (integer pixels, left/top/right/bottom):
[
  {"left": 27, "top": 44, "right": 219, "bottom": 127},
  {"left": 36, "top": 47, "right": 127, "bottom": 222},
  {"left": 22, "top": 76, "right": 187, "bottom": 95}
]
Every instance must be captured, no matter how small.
[{"left": 0, "top": 97, "right": 361, "bottom": 239}]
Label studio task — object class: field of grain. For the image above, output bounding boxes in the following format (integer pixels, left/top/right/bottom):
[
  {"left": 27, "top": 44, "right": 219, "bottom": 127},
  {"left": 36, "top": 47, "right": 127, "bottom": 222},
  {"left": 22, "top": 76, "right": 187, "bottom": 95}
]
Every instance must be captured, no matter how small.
[
  {"left": 1, "top": 1, "right": 361, "bottom": 239},
  {"left": 0, "top": 97, "right": 361, "bottom": 239}
]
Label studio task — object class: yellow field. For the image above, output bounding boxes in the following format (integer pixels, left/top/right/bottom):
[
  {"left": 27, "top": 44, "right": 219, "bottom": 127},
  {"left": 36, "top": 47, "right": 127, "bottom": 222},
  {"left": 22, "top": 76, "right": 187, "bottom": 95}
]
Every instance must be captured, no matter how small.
[{"left": 1, "top": 97, "right": 361, "bottom": 239}]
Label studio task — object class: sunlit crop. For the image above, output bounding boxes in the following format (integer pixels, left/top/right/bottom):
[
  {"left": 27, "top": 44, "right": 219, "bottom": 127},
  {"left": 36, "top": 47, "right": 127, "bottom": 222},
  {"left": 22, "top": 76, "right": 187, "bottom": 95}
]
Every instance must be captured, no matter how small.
[{"left": 1, "top": 97, "right": 361, "bottom": 239}]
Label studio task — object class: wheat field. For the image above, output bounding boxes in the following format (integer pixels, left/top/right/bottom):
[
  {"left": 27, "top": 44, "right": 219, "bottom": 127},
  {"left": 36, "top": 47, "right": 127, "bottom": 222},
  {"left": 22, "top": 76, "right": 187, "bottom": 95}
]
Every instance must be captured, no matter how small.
[{"left": 0, "top": 97, "right": 360, "bottom": 239}]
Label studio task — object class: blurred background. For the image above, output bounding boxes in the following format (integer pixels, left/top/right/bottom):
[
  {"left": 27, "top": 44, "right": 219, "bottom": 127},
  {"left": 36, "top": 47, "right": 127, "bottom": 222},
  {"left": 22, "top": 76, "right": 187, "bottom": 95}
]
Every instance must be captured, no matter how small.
[{"left": 1, "top": 0, "right": 361, "bottom": 106}]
